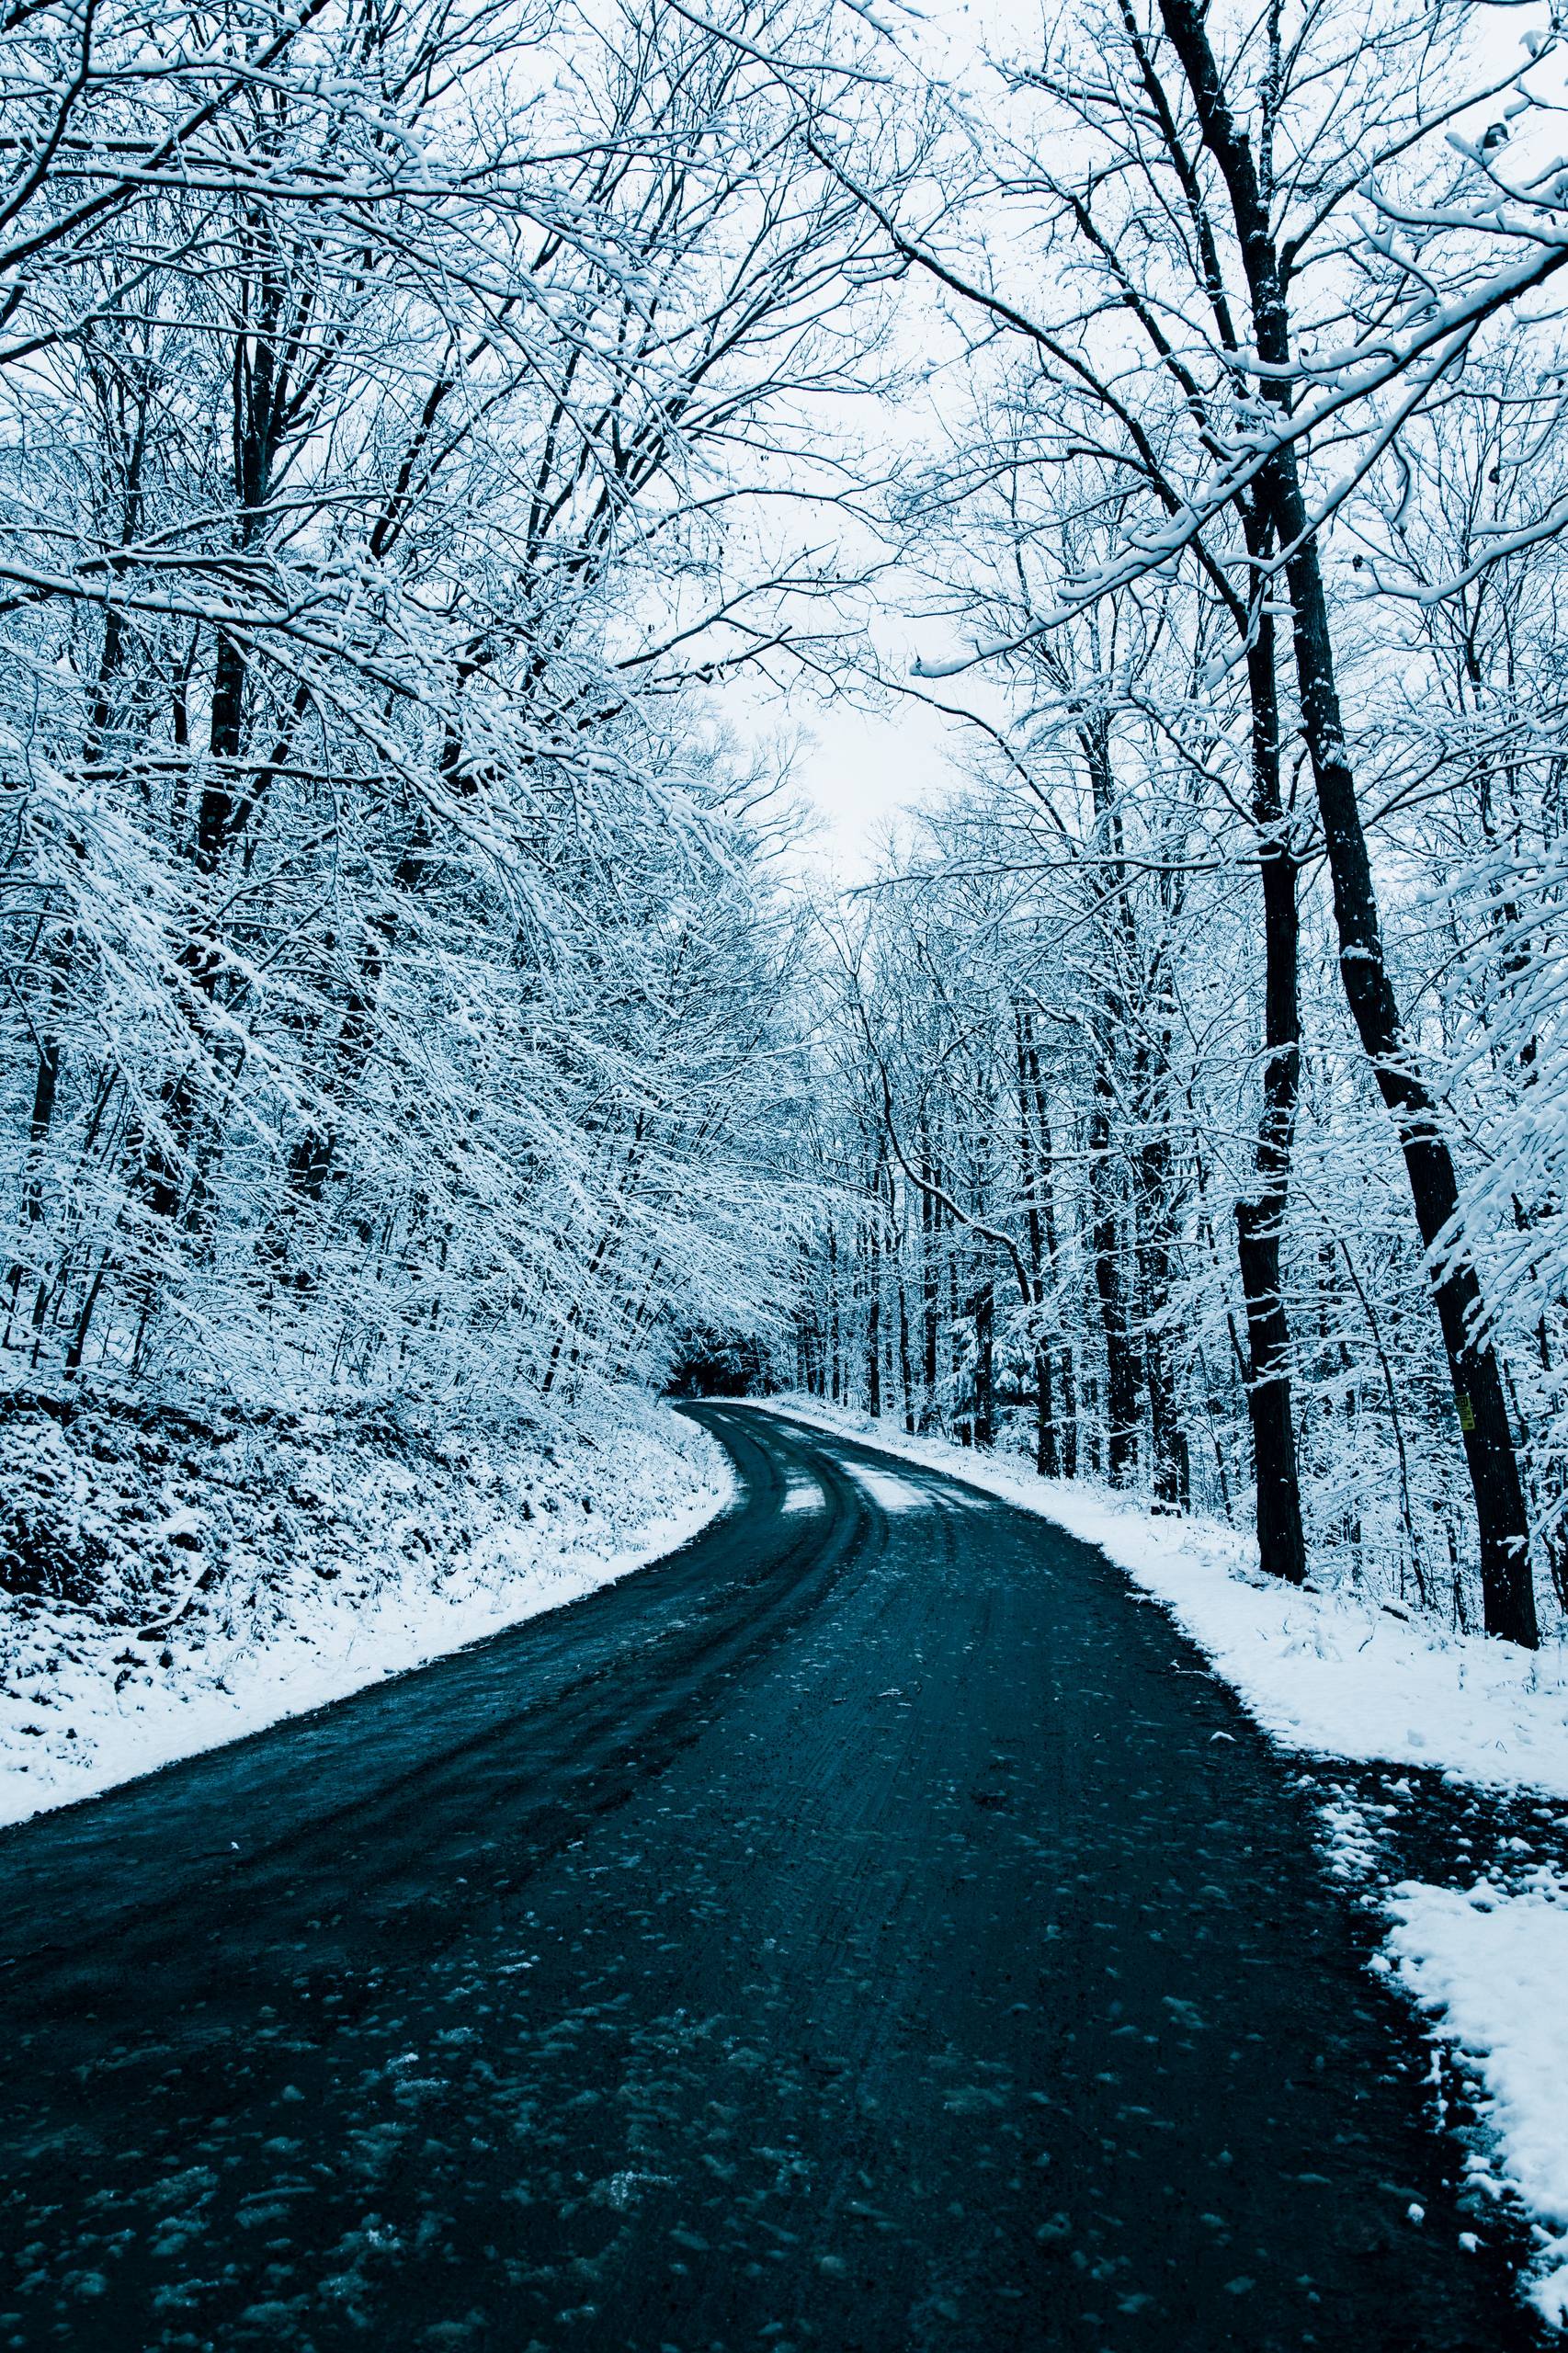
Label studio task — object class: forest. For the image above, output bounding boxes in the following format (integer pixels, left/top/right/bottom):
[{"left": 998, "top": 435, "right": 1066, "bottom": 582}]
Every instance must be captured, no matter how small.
[{"left": 3, "top": 0, "right": 1568, "bottom": 1660}]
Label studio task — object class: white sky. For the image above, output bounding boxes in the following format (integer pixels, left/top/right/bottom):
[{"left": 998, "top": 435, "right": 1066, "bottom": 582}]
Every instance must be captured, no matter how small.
[
  {"left": 790, "top": 696, "right": 951, "bottom": 870},
  {"left": 738, "top": 0, "right": 1024, "bottom": 880}
]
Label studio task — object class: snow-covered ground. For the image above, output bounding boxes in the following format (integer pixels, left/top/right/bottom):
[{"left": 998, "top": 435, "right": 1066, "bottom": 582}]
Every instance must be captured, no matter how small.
[
  {"left": 1387, "top": 1877, "right": 1568, "bottom": 2325},
  {"left": 744, "top": 1392, "right": 1568, "bottom": 2325},
  {"left": 0, "top": 1397, "right": 730, "bottom": 1828}
]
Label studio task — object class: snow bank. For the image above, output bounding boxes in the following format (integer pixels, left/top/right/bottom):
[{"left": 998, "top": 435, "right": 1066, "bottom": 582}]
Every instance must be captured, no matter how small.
[
  {"left": 1387, "top": 1880, "right": 1568, "bottom": 2325},
  {"left": 744, "top": 1393, "right": 1568, "bottom": 2321},
  {"left": 0, "top": 1400, "right": 730, "bottom": 1827}
]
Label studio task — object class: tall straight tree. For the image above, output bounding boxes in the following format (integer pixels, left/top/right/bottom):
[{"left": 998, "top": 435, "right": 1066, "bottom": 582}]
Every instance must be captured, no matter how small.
[{"left": 835, "top": 0, "right": 1554, "bottom": 1640}]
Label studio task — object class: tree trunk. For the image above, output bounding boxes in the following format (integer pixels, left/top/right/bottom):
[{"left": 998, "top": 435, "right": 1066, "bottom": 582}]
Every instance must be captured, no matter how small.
[
  {"left": 920, "top": 1131, "right": 940, "bottom": 1429},
  {"left": 972, "top": 1279, "right": 995, "bottom": 1448},
  {"left": 866, "top": 1182, "right": 882, "bottom": 1420},
  {"left": 1236, "top": 1201, "right": 1305, "bottom": 1581},
  {"left": 1278, "top": 537, "right": 1532, "bottom": 1636},
  {"left": 1233, "top": 533, "right": 1308, "bottom": 1584},
  {"left": 894, "top": 1169, "right": 915, "bottom": 1432},
  {"left": 1090, "top": 1076, "right": 1140, "bottom": 1483},
  {"left": 827, "top": 1220, "right": 841, "bottom": 1405},
  {"left": 1015, "top": 1003, "right": 1059, "bottom": 1475},
  {"left": 1082, "top": 716, "right": 1143, "bottom": 1485},
  {"left": 1136, "top": 1120, "right": 1186, "bottom": 1511},
  {"left": 1035, "top": 1347, "right": 1058, "bottom": 1476},
  {"left": 1058, "top": 1345, "right": 1079, "bottom": 1478},
  {"left": 949, "top": 1246, "right": 965, "bottom": 1439},
  {"left": 1157, "top": 0, "right": 1536, "bottom": 1644}
]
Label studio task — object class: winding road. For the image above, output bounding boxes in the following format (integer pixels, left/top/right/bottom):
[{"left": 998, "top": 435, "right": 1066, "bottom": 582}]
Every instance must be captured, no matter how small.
[{"left": 0, "top": 1404, "right": 1542, "bottom": 2349}]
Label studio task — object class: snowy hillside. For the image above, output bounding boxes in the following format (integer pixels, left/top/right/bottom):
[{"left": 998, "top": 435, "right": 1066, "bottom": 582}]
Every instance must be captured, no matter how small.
[{"left": 0, "top": 1396, "right": 730, "bottom": 1826}]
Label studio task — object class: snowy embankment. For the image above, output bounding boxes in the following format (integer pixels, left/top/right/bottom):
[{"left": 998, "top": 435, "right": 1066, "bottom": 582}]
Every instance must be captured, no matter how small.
[
  {"left": 744, "top": 1392, "right": 1568, "bottom": 2324},
  {"left": 1385, "top": 1880, "right": 1568, "bottom": 2325},
  {"left": 0, "top": 1395, "right": 730, "bottom": 1829}
]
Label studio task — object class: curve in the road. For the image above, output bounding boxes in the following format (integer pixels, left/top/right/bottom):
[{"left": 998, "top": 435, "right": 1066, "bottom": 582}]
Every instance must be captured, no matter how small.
[{"left": 0, "top": 1404, "right": 1542, "bottom": 2351}]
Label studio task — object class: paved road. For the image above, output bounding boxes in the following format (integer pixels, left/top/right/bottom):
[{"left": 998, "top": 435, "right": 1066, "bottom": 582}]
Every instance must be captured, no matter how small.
[{"left": 0, "top": 1406, "right": 1541, "bottom": 2350}]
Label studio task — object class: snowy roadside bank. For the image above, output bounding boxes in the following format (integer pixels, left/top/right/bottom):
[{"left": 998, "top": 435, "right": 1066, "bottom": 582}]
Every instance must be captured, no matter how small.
[
  {"left": 0, "top": 1395, "right": 731, "bottom": 1829},
  {"left": 1384, "top": 1878, "right": 1568, "bottom": 2325},
  {"left": 743, "top": 1393, "right": 1568, "bottom": 2325}
]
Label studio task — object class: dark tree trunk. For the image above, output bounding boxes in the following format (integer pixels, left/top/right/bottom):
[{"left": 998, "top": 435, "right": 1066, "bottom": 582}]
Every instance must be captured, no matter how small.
[
  {"left": 1236, "top": 1201, "right": 1306, "bottom": 1579},
  {"left": 1058, "top": 1346, "right": 1079, "bottom": 1479},
  {"left": 1156, "top": 0, "right": 1536, "bottom": 1644},
  {"left": 1014, "top": 1003, "right": 1060, "bottom": 1477},
  {"left": 866, "top": 1186, "right": 882, "bottom": 1421},
  {"left": 897, "top": 1266, "right": 915, "bottom": 1434},
  {"left": 1277, "top": 540, "right": 1532, "bottom": 1637},
  {"left": 1082, "top": 717, "right": 1143, "bottom": 1485},
  {"left": 1035, "top": 1348, "right": 1059, "bottom": 1477},
  {"left": 9, "top": 1028, "right": 62, "bottom": 1344},
  {"left": 949, "top": 1247, "right": 965, "bottom": 1440},
  {"left": 827, "top": 1221, "right": 841, "bottom": 1406},
  {"left": 1233, "top": 529, "right": 1308, "bottom": 1584},
  {"left": 1090, "top": 1078, "right": 1140, "bottom": 1484},
  {"left": 972, "top": 1279, "right": 995, "bottom": 1448},
  {"left": 920, "top": 1134, "right": 940, "bottom": 1429},
  {"left": 1081, "top": 1370, "right": 1101, "bottom": 1477},
  {"left": 1136, "top": 1120, "right": 1186, "bottom": 1511}
]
